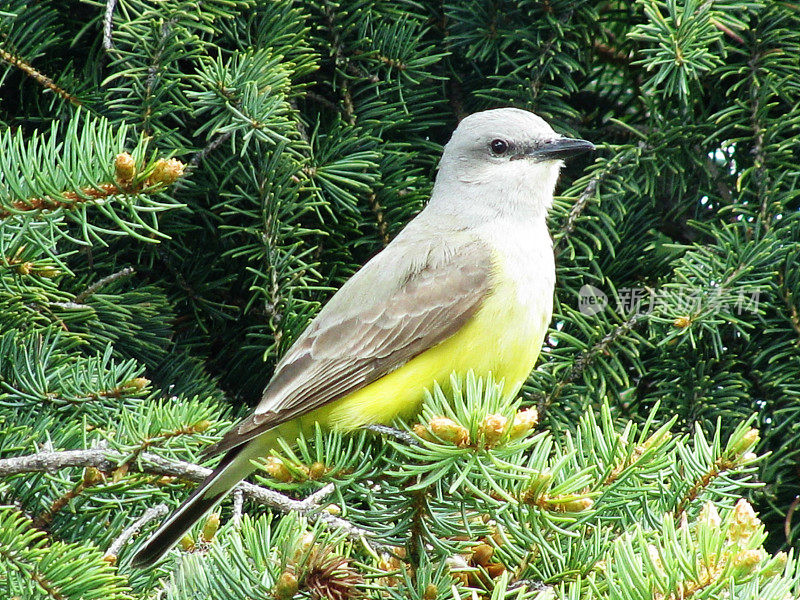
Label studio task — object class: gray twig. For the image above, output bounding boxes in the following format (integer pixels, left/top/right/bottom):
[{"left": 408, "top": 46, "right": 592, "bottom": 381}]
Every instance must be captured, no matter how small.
[
  {"left": 0, "top": 447, "right": 389, "bottom": 552},
  {"left": 105, "top": 503, "right": 169, "bottom": 559},
  {"left": 75, "top": 267, "right": 135, "bottom": 303},
  {"left": 103, "top": 0, "right": 119, "bottom": 51}
]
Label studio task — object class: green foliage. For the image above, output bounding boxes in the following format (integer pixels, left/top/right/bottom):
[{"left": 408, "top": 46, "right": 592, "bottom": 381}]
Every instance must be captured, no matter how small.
[
  {"left": 0, "top": 504, "right": 133, "bottom": 599},
  {"left": 2, "top": 0, "right": 800, "bottom": 597},
  {"left": 133, "top": 379, "right": 796, "bottom": 599}
]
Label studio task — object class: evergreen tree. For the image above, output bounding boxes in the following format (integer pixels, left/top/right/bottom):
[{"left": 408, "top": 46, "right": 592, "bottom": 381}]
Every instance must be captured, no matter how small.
[{"left": 1, "top": 0, "right": 799, "bottom": 598}]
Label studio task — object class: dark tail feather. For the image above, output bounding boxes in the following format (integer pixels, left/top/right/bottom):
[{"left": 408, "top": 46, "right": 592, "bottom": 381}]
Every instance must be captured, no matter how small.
[{"left": 130, "top": 447, "right": 251, "bottom": 568}]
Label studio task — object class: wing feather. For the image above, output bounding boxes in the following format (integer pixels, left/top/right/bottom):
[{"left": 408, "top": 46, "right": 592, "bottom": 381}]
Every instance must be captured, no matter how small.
[{"left": 204, "top": 236, "right": 491, "bottom": 456}]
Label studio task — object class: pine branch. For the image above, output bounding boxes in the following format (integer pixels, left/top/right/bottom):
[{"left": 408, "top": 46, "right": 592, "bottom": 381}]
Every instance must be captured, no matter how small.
[
  {"left": 537, "top": 313, "right": 642, "bottom": 416},
  {"left": 779, "top": 267, "right": 800, "bottom": 346},
  {"left": 749, "top": 51, "right": 771, "bottom": 228},
  {"left": 592, "top": 39, "right": 633, "bottom": 68},
  {"left": 104, "top": 504, "right": 169, "bottom": 561},
  {"left": 710, "top": 17, "right": 745, "bottom": 44},
  {"left": 75, "top": 267, "right": 136, "bottom": 303},
  {"left": 103, "top": 0, "right": 119, "bottom": 51},
  {"left": 0, "top": 448, "right": 391, "bottom": 552},
  {"left": 367, "top": 193, "right": 390, "bottom": 247},
  {"left": 554, "top": 146, "right": 641, "bottom": 253},
  {"left": 321, "top": 1, "right": 356, "bottom": 125},
  {"left": 0, "top": 47, "right": 82, "bottom": 107}
]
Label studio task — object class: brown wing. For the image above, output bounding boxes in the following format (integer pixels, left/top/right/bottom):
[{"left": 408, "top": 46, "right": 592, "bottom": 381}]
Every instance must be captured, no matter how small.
[{"left": 204, "top": 237, "right": 492, "bottom": 456}]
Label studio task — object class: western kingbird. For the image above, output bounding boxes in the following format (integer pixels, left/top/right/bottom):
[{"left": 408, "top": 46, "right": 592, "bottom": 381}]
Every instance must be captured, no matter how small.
[{"left": 131, "top": 108, "right": 594, "bottom": 567}]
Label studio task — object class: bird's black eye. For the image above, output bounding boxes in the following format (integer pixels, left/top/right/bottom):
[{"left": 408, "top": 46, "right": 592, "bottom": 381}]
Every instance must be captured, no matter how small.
[{"left": 490, "top": 139, "right": 509, "bottom": 155}]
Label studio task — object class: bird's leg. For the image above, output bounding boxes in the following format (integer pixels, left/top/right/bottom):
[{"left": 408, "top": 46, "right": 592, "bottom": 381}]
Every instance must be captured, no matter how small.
[{"left": 361, "top": 424, "right": 418, "bottom": 446}]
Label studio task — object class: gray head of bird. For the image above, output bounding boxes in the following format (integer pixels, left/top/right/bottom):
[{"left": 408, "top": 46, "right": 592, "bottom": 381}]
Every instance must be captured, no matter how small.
[{"left": 431, "top": 108, "right": 594, "bottom": 218}]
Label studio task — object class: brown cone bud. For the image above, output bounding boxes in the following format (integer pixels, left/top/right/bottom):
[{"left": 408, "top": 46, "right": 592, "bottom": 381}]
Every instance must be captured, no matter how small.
[
  {"left": 673, "top": 315, "right": 691, "bottom": 328},
  {"left": 148, "top": 158, "right": 185, "bottom": 187},
  {"left": 429, "top": 417, "right": 469, "bottom": 447},
  {"left": 471, "top": 543, "right": 493, "bottom": 566},
  {"left": 728, "top": 499, "right": 760, "bottom": 544},
  {"left": 274, "top": 571, "right": 299, "bottom": 600},
  {"left": 123, "top": 377, "right": 150, "bottom": 392},
  {"left": 509, "top": 408, "right": 539, "bottom": 439},
  {"left": 480, "top": 414, "right": 508, "bottom": 446},
  {"left": 264, "top": 456, "right": 293, "bottom": 482},
  {"left": 83, "top": 467, "right": 103, "bottom": 485},
  {"left": 115, "top": 152, "right": 136, "bottom": 184},
  {"left": 423, "top": 583, "right": 438, "bottom": 600},
  {"left": 309, "top": 461, "right": 327, "bottom": 479}
]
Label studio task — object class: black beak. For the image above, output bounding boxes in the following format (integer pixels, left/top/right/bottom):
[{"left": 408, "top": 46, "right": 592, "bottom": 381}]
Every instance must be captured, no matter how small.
[{"left": 518, "top": 137, "right": 595, "bottom": 161}]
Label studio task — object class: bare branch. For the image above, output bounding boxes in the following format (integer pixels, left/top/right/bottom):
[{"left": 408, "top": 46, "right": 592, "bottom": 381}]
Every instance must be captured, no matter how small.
[
  {"left": 0, "top": 447, "right": 390, "bottom": 552},
  {"left": 231, "top": 488, "right": 244, "bottom": 527},
  {"left": 103, "top": 0, "right": 119, "bottom": 51},
  {"left": 75, "top": 267, "right": 135, "bottom": 303},
  {"left": 105, "top": 504, "right": 169, "bottom": 560}
]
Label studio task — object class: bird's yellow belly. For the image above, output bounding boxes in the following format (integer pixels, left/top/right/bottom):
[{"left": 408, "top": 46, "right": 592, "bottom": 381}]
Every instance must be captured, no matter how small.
[{"left": 297, "top": 273, "right": 550, "bottom": 433}]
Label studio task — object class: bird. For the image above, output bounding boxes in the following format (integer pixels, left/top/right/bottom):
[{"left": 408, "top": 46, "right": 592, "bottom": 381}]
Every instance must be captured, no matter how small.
[{"left": 130, "top": 107, "right": 594, "bottom": 567}]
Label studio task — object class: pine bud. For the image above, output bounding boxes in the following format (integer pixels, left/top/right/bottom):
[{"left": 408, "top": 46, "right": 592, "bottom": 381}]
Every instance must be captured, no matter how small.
[
  {"left": 423, "top": 583, "right": 438, "bottom": 600},
  {"left": 479, "top": 414, "right": 508, "bottom": 446},
  {"left": 309, "top": 461, "right": 327, "bottom": 479},
  {"left": 201, "top": 513, "right": 220, "bottom": 542},
  {"left": 82, "top": 466, "right": 103, "bottom": 485},
  {"left": 729, "top": 428, "right": 760, "bottom": 456},
  {"left": 761, "top": 551, "right": 788, "bottom": 578},
  {"left": 673, "top": 315, "right": 691, "bottom": 328},
  {"left": 559, "top": 496, "right": 594, "bottom": 512},
  {"left": 640, "top": 428, "right": 671, "bottom": 452},
  {"left": 698, "top": 501, "right": 721, "bottom": 530},
  {"left": 148, "top": 158, "right": 185, "bottom": 187},
  {"left": 193, "top": 419, "right": 211, "bottom": 433},
  {"left": 485, "top": 562, "right": 505, "bottom": 578},
  {"left": 36, "top": 265, "right": 60, "bottom": 278},
  {"left": 123, "top": 377, "right": 150, "bottom": 392},
  {"left": 509, "top": 408, "right": 538, "bottom": 439},
  {"left": 731, "top": 549, "right": 762, "bottom": 577},
  {"left": 114, "top": 152, "right": 136, "bottom": 184},
  {"left": 264, "top": 456, "right": 293, "bottom": 482},
  {"left": 274, "top": 571, "right": 299, "bottom": 600},
  {"left": 16, "top": 262, "right": 31, "bottom": 275},
  {"left": 413, "top": 423, "right": 433, "bottom": 441},
  {"left": 445, "top": 553, "right": 469, "bottom": 585},
  {"left": 111, "top": 463, "right": 128, "bottom": 483},
  {"left": 741, "top": 451, "right": 758, "bottom": 464},
  {"left": 295, "top": 532, "right": 315, "bottom": 559},
  {"left": 179, "top": 534, "right": 195, "bottom": 551},
  {"left": 377, "top": 553, "right": 403, "bottom": 573},
  {"left": 728, "top": 499, "right": 760, "bottom": 544},
  {"left": 429, "top": 417, "right": 469, "bottom": 447},
  {"left": 524, "top": 470, "right": 553, "bottom": 501},
  {"left": 471, "top": 543, "right": 493, "bottom": 566}
]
